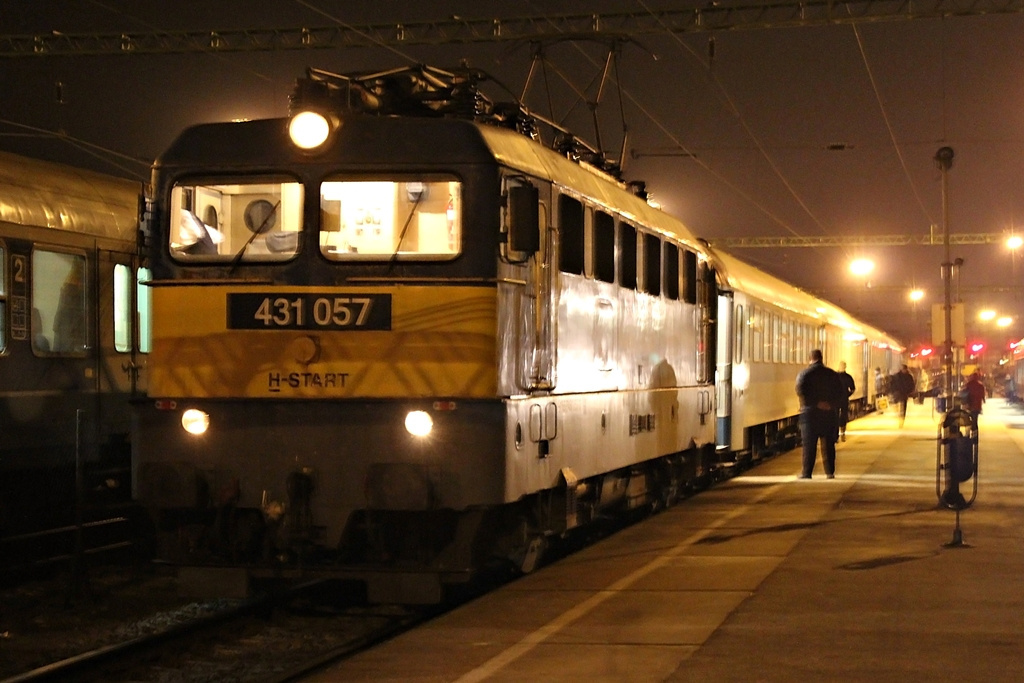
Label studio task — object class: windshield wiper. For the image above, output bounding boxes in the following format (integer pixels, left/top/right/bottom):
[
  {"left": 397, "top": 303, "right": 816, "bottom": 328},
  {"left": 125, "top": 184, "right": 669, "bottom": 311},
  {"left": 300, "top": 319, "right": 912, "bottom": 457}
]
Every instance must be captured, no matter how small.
[
  {"left": 228, "top": 200, "right": 281, "bottom": 274},
  {"left": 388, "top": 192, "right": 423, "bottom": 270}
]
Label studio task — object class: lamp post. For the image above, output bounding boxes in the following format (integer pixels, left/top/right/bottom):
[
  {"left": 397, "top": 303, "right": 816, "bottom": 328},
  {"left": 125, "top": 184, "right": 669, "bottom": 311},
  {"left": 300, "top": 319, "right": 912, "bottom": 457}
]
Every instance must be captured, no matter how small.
[{"left": 935, "top": 146, "right": 955, "bottom": 409}]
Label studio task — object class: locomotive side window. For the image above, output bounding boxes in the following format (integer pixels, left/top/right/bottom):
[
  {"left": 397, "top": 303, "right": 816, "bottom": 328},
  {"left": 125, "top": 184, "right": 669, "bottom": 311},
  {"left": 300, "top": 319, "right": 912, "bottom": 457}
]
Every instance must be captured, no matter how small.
[
  {"left": 320, "top": 177, "right": 461, "bottom": 260},
  {"left": 170, "top": 179, "right": 302, "bottom": 262},
  {"left": 664, "top": 243, "right": 679, "bottom": 300},
  {"left": 682, "top": 249, "right": 698, "bottom": 304},
  {"left": 642, "top": 233, "right": 661, "bottom": 296},
  {"left": 558, "top": 195, "right": 584, "bottom": 275},
  {"left": 33, "top": 250, "right": 86, "bottom": 355},
  {"left": 593, "top": 211, "right": 615, "bottom": 283},
  {"left": 618, "top": 222, "right": 637, "bottom": 290}
]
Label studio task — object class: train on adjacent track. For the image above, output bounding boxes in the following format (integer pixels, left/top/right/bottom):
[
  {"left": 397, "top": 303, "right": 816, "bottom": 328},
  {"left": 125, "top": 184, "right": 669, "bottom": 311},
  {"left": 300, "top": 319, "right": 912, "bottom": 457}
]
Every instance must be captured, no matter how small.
[
  {"left": 0, "top": 151, "right": 148, "bottom": 535},
  {"left": 129, "top": 64, "right": 903, "bottom": 603}
]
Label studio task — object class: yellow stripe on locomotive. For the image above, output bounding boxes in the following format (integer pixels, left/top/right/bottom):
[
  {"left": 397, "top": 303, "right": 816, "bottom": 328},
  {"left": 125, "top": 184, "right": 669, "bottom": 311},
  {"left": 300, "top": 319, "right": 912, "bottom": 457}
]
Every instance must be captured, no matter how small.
[{"left": 150, "top": 284, "right": 498, "bottom": 399}]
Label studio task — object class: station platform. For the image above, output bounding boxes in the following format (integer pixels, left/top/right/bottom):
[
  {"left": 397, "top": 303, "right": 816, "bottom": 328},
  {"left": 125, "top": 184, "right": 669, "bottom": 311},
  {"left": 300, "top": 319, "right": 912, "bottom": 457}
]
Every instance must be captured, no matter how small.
[{"left": 311, "top": 398, "right": 1024, "bottom": 682}]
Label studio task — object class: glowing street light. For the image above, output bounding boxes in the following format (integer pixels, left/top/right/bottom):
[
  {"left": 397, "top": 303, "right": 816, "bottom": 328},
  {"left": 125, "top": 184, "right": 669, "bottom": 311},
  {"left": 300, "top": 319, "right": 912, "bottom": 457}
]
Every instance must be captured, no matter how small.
[
  {"left": 998, "top": 316, "right": 1013, "bottom": 328},
  {"left": 1008, "top": 235, "right": 1023, "bottom": 250},
  {"left": 979, "top": 309, "right": 997, "bottom": 322},
  {"left": 849, "top": 258, "right": 875, "bottom": 277},
  {"left": 909, "top": 289, "right": 924, "bottom": 302}
]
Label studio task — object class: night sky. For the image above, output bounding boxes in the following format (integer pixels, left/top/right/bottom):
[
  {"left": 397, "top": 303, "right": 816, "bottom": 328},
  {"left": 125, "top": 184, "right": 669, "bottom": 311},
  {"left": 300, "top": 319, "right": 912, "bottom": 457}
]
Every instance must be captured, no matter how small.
[{"left": 3, "top": 1, "right": 1024, "bottom": 357}]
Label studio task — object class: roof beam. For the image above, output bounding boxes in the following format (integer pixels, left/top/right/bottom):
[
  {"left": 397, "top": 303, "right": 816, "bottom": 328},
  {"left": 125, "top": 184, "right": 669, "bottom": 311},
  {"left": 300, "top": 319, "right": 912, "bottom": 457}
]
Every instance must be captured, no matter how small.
[
  {"left": 3, "top": 0, "right": 1023, "bottom": 57},
  {"left": 708, "top": 233, "right": 1008, "bottom": 248}
]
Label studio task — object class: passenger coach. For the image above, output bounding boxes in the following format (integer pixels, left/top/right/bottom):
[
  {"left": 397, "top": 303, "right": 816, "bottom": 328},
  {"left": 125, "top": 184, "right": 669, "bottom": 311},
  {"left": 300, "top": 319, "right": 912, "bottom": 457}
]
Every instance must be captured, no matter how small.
[{"left": 0, "top": 151, "right": 147, "bottom": 534}]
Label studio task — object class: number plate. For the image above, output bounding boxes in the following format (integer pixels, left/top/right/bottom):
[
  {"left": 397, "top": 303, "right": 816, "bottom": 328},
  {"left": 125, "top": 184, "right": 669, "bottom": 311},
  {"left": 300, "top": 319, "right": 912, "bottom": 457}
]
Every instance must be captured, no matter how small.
[{"left": 227, "top": 293, "right": 392, "bottom": 330}]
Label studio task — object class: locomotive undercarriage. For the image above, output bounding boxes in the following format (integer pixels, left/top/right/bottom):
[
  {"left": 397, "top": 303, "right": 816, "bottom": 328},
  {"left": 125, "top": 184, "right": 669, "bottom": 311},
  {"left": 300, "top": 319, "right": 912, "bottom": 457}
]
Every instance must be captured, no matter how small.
[{"left": 151, "top": 442, "right": 720, "bottom": 604}]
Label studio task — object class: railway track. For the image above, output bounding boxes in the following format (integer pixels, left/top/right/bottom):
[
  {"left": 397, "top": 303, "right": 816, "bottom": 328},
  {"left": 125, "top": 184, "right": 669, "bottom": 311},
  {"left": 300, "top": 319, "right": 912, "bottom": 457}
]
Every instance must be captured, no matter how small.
[
  {"left": 0, "top": 513, "right": 139, "bottom": 586},
  {"left": 3, "top": 581, "right": 433, "bottom": 683},
  {"left": 0, "top": 444, "right": 780, "bottom": 682}
]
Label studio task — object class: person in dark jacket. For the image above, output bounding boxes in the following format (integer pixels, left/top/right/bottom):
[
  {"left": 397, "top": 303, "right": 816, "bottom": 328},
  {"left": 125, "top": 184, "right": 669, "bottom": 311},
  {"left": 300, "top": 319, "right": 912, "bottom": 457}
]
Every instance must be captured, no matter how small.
[
  {"left": 890, "top": 365, "right": 917, "bottom": 428},
  {"left": 796, "top": 349, "right": 845, "bottom": 479},
  {"left": 962, "top": 372, "right": 986, "bottom": 421},
  {"left": 836, "top": 361, "right": 856, "bottom": 442}
]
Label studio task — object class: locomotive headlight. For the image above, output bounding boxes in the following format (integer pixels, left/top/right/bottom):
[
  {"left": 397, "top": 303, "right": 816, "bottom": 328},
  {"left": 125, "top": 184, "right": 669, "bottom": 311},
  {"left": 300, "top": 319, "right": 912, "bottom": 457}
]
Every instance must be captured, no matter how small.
[
  {"left": 288, "top": 111, "right": 332, "bottom": 150},
  {"left": 405, "top": 410, "right": 433, "bottom": 437},
  {"left": 181, "top": 409, "right": 210, "bottom": 436}
]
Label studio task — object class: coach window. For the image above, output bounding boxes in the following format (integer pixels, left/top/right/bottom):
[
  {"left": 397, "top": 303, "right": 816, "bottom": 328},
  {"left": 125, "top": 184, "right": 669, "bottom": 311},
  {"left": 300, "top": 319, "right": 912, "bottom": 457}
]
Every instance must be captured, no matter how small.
[
  {"left": 558, "top": 195, "right": 584, "bottom": 275},
  {"left": 33, "top": 250, "right": 86, "bottom": 355},
  {"left": 138, "top": 268, "right": 152, "bottom": 353},
  {"left": 114, "top": 264, "right": 131, "bottom": 353},
  {"left": 618, "top": 222, "right": 638, "bottom": 290},
  {"left": 734, "top": 303, "right": 744, "bottom": 363},
  {"left": 750, "top": 306, "right": 762, "bottom": 363},
  {"left": 682, "top": 249, "right": 697, "bottom": 304},
  {"left": 642, "top": 232, "right": 661, "bottom": 296},
  {"left": 170, "top": 179, "right": 302, "bottom": 262},
  {"left": 320, "top": 177, "right": 460, "bottom": 261},
  {"left": 664, "top": 243, "right": 679, "bottom": 300},
  {"left": 779, "top": 317, "right": 791, "bottom": 363},
  {"left": 0, "top": 246, "right": 5, "bottom": 352}
]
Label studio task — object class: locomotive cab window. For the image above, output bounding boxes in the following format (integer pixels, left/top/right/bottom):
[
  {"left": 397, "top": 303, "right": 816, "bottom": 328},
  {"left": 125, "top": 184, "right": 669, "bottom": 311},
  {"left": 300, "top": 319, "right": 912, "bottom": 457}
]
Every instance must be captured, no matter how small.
[
  {"left": 320, "top": 177, "right": 461, "bottom": 261},
  {"left": 169, "top": 179, "right": 303, "bottom": 262}
]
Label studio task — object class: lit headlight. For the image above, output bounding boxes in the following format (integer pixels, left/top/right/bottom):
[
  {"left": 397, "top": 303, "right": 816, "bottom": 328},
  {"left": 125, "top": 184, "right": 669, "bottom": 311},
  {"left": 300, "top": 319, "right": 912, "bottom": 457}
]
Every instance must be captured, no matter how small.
[
  {"left": 288, "top": 111, "right": 331, "bottom": 150},
  {"left": 181, "top": 409, "right": 210, "bottom": 436},
  {"left": 404, "top": 410, "right": 433, "bottom": 437}
]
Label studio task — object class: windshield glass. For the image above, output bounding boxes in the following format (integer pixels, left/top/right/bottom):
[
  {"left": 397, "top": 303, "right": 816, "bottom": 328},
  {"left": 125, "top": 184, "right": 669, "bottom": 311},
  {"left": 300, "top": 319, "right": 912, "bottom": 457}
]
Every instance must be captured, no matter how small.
[
  {"left": 169, "top": 179, "right": 303, "bottom": 262},
  {"left": 320, "top": 177, "right": 461, "bottom": 261}
]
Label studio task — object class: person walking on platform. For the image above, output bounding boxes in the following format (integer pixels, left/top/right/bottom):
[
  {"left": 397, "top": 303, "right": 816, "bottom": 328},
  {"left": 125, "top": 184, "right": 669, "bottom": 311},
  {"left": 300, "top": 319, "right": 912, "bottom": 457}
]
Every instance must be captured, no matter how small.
[
  {"left": 796, "top": 349, "right": 844, "bottom": 479},
  {"left": 962, "top": 372, "right": 986, "bottom": 422},
  {"left": 874, "top": 367, "right": 888, "bottom": 413},
  {"left": 891, "top": 365, "right": 916, "bottom": 428},
  {"left": 837, "top": 361, "right": 856, "bottom": 442}
]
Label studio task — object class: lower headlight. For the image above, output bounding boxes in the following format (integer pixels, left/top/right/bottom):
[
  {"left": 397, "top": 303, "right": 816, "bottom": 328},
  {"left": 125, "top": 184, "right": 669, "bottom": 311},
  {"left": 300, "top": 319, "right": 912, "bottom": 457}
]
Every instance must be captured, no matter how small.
[
  {"left": 404, "top": 410, "right": 433, "bottom": 437},
  {"left": 181, "top": 409, "right": 210, "bottom": 436}
]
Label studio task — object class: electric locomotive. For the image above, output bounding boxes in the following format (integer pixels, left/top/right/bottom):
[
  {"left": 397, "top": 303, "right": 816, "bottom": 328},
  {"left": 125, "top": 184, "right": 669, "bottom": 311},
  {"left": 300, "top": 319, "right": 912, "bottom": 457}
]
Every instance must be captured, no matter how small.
[
  {"left": 134, "top": 65, "right": 723, "bottom": 602},
  {"left": 133, "top": 64, "right": 902, "bottom": 603},
  {"left": 0, "top": 151, "right": 148, "bottom": 534}
]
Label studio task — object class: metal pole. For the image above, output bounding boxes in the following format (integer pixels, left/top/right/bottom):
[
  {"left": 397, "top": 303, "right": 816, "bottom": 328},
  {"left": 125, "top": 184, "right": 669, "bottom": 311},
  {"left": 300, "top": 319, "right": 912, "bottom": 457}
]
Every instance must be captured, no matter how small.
[{"left": 935, "top": 147, "right": 955, "bottom": 410}]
